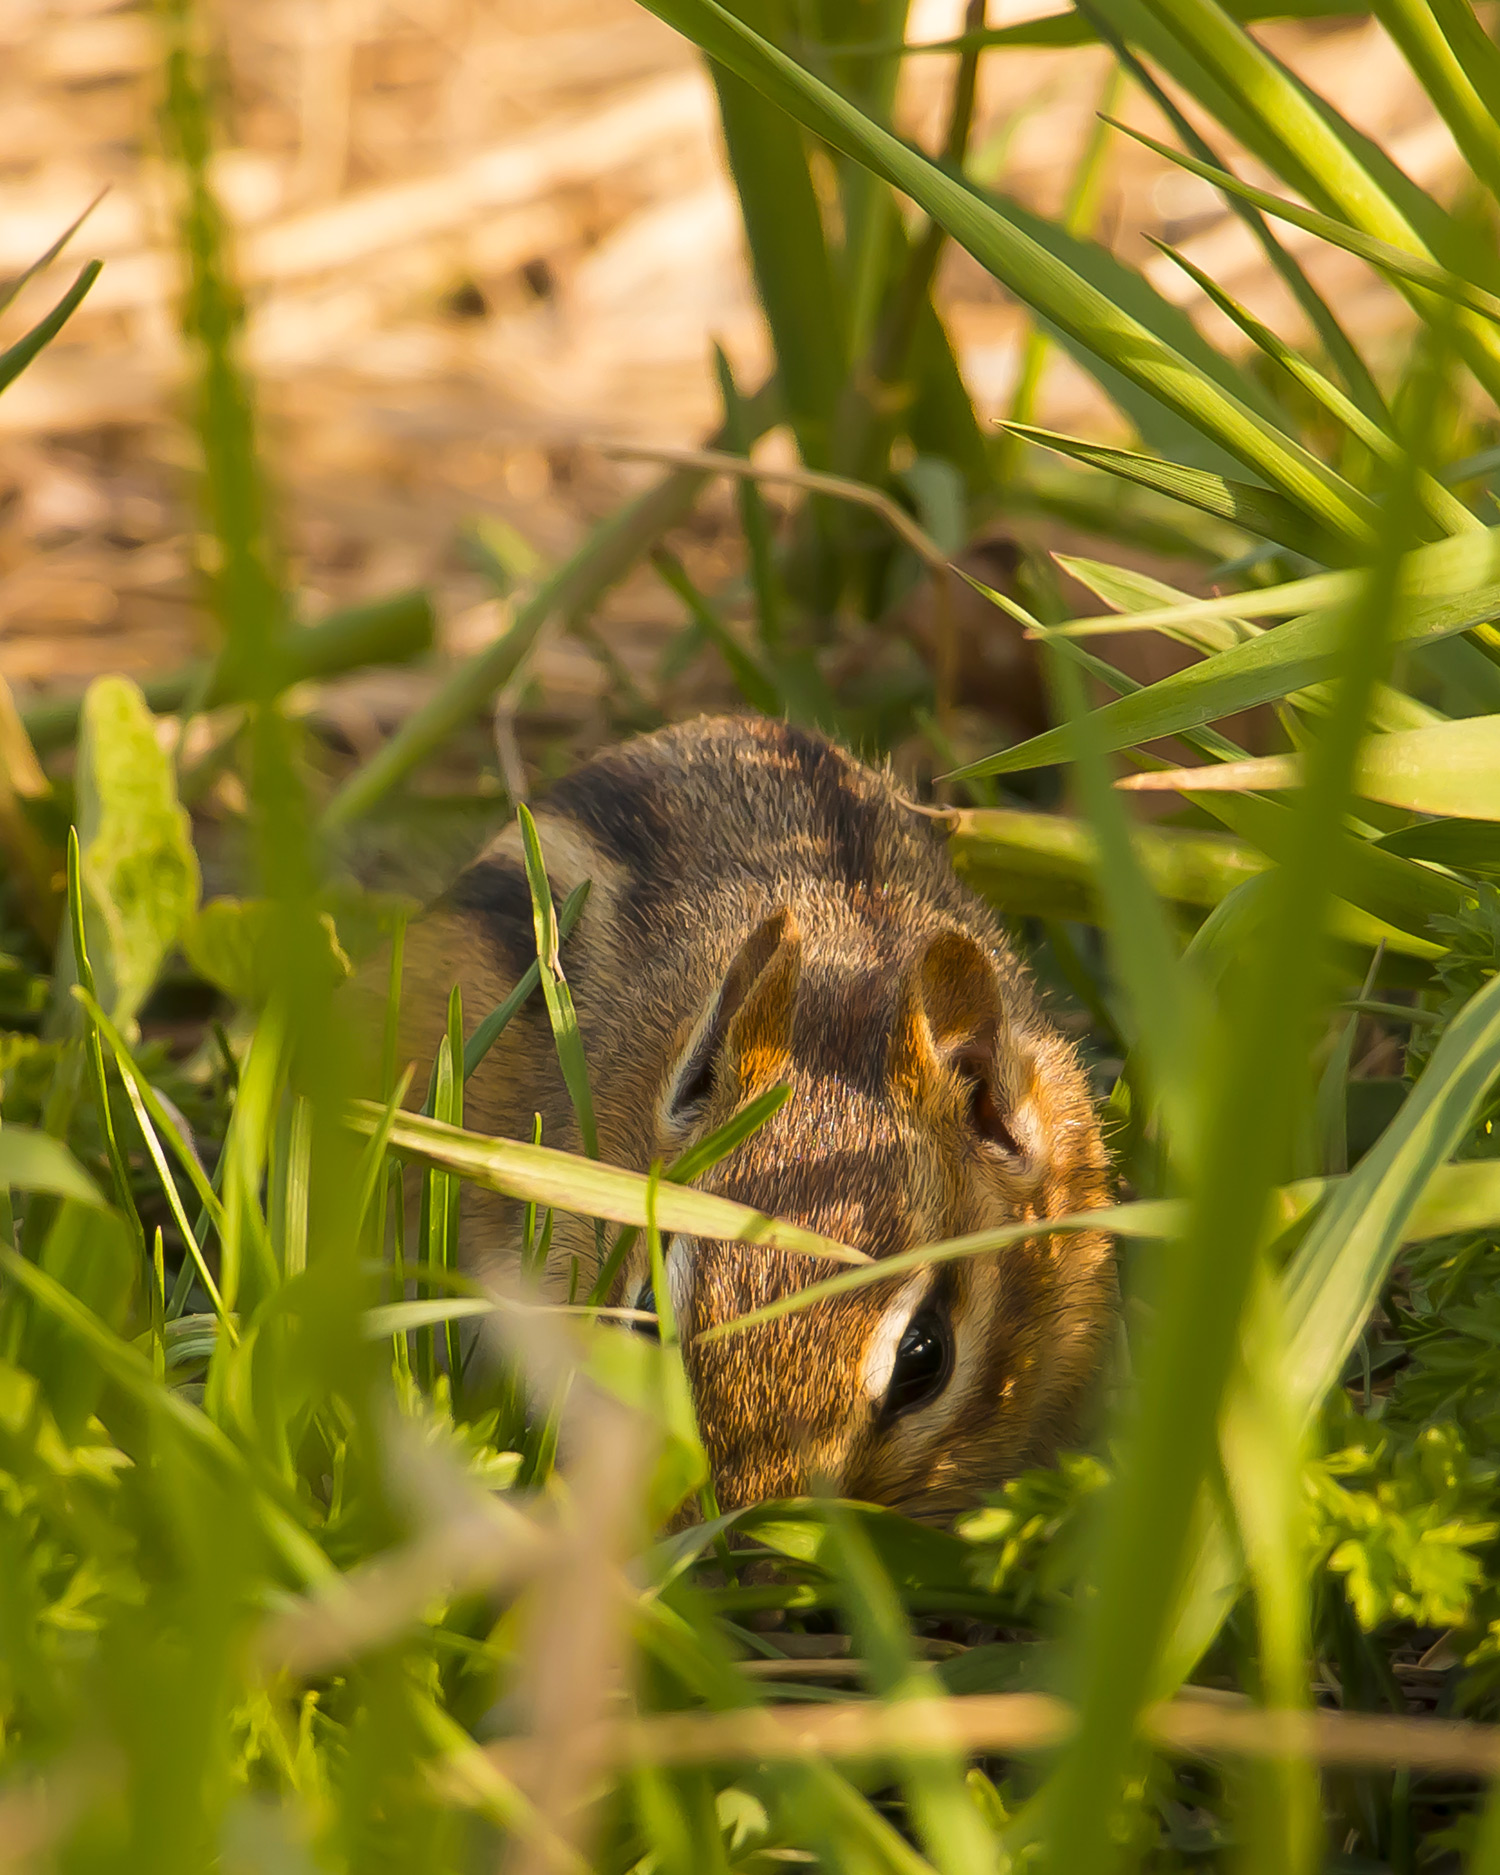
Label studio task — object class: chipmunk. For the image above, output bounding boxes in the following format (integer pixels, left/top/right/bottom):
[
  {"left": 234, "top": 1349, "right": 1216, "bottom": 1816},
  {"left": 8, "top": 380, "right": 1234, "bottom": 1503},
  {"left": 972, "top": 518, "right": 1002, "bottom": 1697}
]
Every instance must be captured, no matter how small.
[{"left": 398, "top": 715, "right": 1115, "bottom": 1518}]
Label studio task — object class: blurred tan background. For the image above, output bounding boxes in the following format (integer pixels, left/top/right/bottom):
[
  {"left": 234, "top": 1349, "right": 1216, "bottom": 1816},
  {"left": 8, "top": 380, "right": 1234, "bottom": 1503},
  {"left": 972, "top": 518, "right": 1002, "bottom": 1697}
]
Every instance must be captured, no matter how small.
[{"left": 0, "top": 0, "right": 1457, "bottom": 752}]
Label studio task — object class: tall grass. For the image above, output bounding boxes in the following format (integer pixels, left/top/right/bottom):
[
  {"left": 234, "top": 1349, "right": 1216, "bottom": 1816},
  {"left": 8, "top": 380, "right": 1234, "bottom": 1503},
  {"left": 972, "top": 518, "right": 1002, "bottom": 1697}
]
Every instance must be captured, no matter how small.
[{"left": 4, "top": 0, "right": 1500, "bottom": 1868}]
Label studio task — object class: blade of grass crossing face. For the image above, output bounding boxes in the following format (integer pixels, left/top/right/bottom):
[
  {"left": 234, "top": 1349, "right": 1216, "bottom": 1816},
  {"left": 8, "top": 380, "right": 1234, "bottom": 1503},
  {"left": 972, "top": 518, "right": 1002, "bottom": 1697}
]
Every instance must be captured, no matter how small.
[
  {"left": 365, "top": 1106, "right": 865, "bottom": 1265},
  {"left": 635, "top": 0, "right": 1377, "bottom": 546},
  {"left": 517, "top": 806, "right": 598, "bottom": 1161},
  {"left": 1040, "top": 346, "right": 1436, "bottom": 1875},
  {"left": 587, "top": 1084, "right": 793, "bottom": 1306}
]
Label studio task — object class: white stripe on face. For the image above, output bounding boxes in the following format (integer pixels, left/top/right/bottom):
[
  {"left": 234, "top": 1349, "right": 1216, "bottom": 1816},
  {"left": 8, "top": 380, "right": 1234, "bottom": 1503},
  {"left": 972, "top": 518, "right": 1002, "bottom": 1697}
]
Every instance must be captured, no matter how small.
[{"left": 859, "top": 1276, "right": 930, "bottom": 1404}]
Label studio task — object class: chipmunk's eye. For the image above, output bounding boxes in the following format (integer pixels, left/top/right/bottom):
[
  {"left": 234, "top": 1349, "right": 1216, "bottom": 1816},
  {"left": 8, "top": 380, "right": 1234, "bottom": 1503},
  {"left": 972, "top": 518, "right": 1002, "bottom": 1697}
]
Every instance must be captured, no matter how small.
[
  {"left": 953, "top": 1047, "right": 1022, "bottom": 1159},
  {"left": 632, "top": 1281, "right": 660, "bottom": 1340},
  {"left": 884, "top": 1307, "right": 953, "bottom": 1418}
]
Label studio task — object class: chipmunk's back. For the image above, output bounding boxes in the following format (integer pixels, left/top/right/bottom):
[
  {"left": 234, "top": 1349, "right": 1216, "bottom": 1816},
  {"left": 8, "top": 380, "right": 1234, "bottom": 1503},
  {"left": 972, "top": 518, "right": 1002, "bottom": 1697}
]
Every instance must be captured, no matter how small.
[{"left": 400, "top": 715, "right": 1114, "bottom": 1514}]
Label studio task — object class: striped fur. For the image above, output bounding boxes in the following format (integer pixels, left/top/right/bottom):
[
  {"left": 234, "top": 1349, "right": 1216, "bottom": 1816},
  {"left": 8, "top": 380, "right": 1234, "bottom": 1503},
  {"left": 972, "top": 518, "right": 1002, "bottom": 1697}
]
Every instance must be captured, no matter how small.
[{"left": 397, "top": 715, "right": 1115, "bottom": 1517}]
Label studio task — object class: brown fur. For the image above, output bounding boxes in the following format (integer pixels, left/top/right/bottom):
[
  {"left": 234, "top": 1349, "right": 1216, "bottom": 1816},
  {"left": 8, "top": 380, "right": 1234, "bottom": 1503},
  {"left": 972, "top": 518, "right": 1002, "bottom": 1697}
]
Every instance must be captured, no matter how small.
[{"left": 396, "top": 715, "right": 1115, "bottom": 1517}]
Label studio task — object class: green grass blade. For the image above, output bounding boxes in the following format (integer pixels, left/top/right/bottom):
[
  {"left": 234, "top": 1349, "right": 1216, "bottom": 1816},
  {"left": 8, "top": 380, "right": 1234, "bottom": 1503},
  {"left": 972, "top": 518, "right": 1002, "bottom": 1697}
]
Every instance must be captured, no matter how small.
[
  {"left": 713, "top": 342, "right": 785, "bottom": 653},
  {"left": 1040, "top": 327, "right": 1438, "bottom": 1875},
  {"left": 74, "top": 986, "right": 235, "bottom": 1338},
  {"left": 464, "top": 881, "right": 590, "bottom": 1082},
  {"left": 1019, "top": 585, "right": 1200, "bottom": 1139},
  {"left": 708, "top": 5, "right": 845, "bottom": 471},
  {"left": 823, "top": 1504, "right": 999, "bottom": 1875},
  {"left": 1075, "top": 0, "right": 1387, "bottom": 422},
  {"left": 441, "top": 987, "right": 464, "bottom": 1390},
  {"left": 1369, "top": 0, "right": 1500, "bottom": 202},
  {"left": 517, "top": 805, "right": 598, "bottom": 1162},
  {"left": 588, "top": 1083, "right": 793, "bottom": 1305},
  {"left": 1110, "top": 119, "right": 1500, "bottom": 331},
  {"left": 1001, "top": 421, "right": 1363, "bottom": 559},
  {"left": 65, "top": 832, "right": 146, "bottom": 1258},
  {"left": 357, "top": 1105, "right": 868, "bottom": 1265},
  {"left": 0, "top": 262, "right": 101, "bottom": 398},
  {"left": 946, "top": 572, "right": 1500, "bottom": 781},
  {"left": 1281, "top": 970, "right": 1500, "bottom": 1417},
  {"left": 1151, "top": 243, "right": 1479, "bottom": 538},
  {"left": 652, "top": 548, "right": 784, "bottom": 715},
  {"left": 634, "top": 0, "right": 1377, "bottom": 543}
]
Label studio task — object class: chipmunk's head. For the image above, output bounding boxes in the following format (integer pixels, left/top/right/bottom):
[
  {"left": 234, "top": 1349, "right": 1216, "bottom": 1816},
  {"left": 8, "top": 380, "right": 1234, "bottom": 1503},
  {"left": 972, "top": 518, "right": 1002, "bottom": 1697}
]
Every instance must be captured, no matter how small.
[{"left": 619, "top": 905, "right": 1115, "bottom": 1520}]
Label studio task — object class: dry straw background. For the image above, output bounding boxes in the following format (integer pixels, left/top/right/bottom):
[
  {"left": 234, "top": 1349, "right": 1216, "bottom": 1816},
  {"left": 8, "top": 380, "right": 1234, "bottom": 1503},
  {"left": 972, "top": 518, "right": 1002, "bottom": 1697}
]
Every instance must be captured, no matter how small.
[{"left": 0, "top": 0, "right": 1466, "bottom": 763}]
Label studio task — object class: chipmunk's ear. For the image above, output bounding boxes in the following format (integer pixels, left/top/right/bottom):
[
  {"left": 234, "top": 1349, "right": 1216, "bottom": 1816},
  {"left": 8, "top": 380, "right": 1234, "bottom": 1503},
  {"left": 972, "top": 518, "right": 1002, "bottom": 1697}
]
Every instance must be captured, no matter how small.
[
  {"left": 891, "top": 930, "right": 1022, "bottom": 1158},
  {"left": 669, "top": 907, "right": 802, "bottom": 1119}
]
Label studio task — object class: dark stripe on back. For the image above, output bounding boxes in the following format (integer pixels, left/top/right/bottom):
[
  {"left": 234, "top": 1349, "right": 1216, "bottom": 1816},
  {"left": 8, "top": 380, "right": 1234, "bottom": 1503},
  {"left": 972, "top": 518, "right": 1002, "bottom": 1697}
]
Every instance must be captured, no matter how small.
[
  {"left": 442, "top": 857, "right": 538, "bottom": 982},
  {"left": 547, "top": 750, "right": 685, "bottom": 928},
  {"left": 771, "top": 723, "right": 882, "bottom": 898}
]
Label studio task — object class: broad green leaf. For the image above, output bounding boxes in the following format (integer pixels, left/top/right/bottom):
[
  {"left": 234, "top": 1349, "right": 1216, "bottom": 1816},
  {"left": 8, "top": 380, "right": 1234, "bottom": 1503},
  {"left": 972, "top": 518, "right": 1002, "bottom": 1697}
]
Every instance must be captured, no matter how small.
[
  {"left": 74, "top": 676, "right": 201, "bottom": 1033},
  {"left": 1117, "top": 716, "right": 1500, "bottom": 819},
  {"left": 1003, "top": 422, "right": 1357, "bottom": 560},
  {"left": 184, "top": 899, "right": 351, "bottom": 1007},
  {"left": 356, "top": 1103, "right": 869, "bottom": 1265},
  {"left": 633, "top": 0, "right": 1376, "bottom": 544},
  {"left": 0, "top": 1126, "right": 107, "bottom": 1210},
  {"left": 1377, "top": 817, "right": 1500, "bottom": 868}
]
